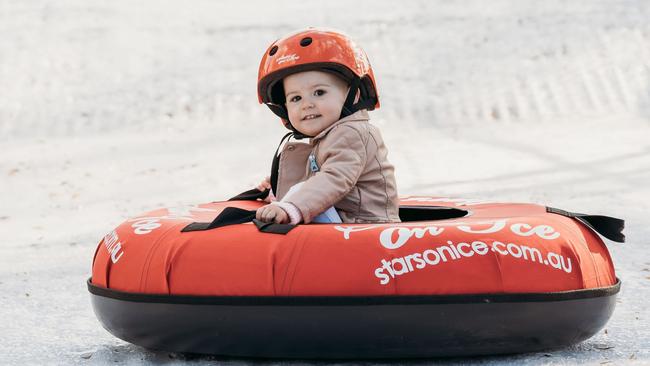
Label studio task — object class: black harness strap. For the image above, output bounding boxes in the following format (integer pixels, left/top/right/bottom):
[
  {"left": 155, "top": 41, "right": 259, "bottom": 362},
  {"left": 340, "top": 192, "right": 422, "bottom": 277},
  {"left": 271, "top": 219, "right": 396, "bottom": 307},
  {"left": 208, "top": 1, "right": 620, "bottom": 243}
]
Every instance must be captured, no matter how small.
[
  {"left": 182, "top": 207, "right": 296, "bottom": 235},
  {"left": 270, "top": 132, "right": 294, "bottom": 196},
  {"left": 227, "top": 132, "right": 295, "bottom": 203},
  {"left": 182, "top": 207, "right": 254, "bottom": 232},
  {"left": 189, "top": 132, "right": 301, "bottom": 235},
  {"left": 546, "top": 207, "right": 625, "bottom": 243},
  {"left": 228, "top": 188, "right": 269, "bottom": 201},
  {"left": 253, "top": 219, "right": 296, "bottom": 234}
]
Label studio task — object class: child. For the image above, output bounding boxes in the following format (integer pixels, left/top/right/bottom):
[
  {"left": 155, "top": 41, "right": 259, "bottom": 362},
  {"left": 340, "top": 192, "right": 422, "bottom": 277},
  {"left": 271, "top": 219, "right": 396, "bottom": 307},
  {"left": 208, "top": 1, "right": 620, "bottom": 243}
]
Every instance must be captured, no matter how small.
[{"left": 255, "top": 28, "right": 400, "bottom": 225}]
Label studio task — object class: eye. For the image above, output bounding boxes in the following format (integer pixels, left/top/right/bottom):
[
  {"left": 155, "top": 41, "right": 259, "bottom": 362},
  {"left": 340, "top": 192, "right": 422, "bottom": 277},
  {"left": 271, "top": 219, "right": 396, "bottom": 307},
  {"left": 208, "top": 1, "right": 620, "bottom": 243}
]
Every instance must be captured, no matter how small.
[
  {"left": 314, "top": 89, "right": 326, "bottom": 96},
  {"left": 289, "top": 95, "right": 301, "bottom": 103}
]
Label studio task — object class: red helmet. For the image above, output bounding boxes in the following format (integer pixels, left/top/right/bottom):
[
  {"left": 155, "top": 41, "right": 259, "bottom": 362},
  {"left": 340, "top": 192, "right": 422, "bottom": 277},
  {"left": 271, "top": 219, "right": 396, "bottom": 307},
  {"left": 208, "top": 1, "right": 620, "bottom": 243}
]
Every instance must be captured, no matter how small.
[{"left": 257, "top": 28, "right": 380, "bottom": 126}]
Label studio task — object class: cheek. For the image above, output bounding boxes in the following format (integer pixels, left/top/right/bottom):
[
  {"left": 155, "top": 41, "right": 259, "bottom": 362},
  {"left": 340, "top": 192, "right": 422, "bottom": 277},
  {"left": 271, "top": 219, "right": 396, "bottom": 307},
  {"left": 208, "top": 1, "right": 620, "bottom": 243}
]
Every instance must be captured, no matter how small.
[
  {"left": 286, "top": 104, "right": 300, "bottom": 122},
  {"left": 323, "top": 99, "right": 343, "bottom": 116}
]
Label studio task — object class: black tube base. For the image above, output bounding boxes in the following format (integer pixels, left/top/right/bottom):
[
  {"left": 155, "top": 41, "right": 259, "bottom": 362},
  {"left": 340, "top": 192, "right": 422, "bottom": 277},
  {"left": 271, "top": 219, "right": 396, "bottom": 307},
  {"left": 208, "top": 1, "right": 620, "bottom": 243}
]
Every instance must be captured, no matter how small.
[{"left": 88, "top": 280, "right": 619, "bottom": 359}]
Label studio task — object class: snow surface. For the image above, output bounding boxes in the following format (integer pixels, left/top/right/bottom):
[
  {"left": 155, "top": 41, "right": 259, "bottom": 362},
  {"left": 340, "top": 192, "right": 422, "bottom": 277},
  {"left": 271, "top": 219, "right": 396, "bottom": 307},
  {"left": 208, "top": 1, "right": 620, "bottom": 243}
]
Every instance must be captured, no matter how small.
[{"left": 1, "top": 0, "right": 649, "bottom": 364}]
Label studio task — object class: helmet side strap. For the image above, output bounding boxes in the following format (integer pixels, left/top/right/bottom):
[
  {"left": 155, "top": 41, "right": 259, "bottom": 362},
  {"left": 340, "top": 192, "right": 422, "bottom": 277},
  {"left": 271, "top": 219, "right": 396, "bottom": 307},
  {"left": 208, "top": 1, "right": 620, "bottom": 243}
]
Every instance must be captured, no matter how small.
[
  {"left": 340, "top": 77, "right": 377, "bottom": 119},
  {"left": 340, "top": 77, "right": 361, "bottom": 119}
]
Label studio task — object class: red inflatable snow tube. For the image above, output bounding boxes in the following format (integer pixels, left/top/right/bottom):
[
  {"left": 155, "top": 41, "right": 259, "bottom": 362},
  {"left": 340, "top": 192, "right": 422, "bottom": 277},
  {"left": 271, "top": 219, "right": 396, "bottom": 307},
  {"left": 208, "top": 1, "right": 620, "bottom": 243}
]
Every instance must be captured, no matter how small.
[{"left": 88, "top": 196, "right": 623, "bottom": 358}]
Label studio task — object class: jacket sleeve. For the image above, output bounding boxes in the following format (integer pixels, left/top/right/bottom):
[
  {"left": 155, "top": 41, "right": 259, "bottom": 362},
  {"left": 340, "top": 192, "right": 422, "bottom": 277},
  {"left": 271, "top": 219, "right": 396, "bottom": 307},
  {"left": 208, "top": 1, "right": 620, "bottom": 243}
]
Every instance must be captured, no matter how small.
[{"left": 284, "top": 126, "right": 367, "bottom": 223}]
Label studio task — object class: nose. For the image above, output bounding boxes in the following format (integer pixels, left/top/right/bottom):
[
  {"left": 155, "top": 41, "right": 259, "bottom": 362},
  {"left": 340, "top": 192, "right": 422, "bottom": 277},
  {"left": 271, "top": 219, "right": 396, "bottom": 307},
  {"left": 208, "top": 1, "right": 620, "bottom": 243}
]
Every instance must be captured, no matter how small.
[{"left": 301, "top": 96, "right": 315, "bottom": 109}]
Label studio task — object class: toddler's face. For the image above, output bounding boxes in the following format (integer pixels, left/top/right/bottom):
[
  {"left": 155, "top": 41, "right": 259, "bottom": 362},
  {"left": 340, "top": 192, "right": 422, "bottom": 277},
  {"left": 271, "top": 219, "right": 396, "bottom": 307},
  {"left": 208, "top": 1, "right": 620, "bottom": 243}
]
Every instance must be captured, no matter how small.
[{"left": 283, "top": 71, "right": 349, "bottom": 137}]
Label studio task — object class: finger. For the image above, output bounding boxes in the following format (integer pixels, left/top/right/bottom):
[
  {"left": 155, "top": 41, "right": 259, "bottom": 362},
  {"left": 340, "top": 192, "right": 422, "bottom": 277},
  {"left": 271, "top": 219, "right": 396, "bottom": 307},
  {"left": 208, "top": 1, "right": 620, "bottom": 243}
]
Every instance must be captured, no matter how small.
[
  {"left": 266, "top": 211, "right": 276, "bottom": 222},
  {"left": 275, "top": 210, "right": 288, "bottom": 224},
  {"left": 256, "top": 208, "right": 264, "bottom": 221}
]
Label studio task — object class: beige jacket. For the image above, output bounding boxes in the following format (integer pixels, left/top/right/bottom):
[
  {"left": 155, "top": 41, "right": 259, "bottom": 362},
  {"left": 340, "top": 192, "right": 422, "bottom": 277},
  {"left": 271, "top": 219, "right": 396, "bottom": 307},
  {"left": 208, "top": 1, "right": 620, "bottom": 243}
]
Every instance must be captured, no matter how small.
[{"left": 275, "top": 110, "right": 400, "bottom": 224}]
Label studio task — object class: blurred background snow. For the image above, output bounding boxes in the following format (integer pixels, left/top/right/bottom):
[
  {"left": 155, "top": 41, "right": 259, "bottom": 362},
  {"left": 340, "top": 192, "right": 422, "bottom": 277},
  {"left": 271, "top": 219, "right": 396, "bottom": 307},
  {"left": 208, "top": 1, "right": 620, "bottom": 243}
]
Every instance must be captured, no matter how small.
[{"left": 0, "top": 0, "right": 649, "bottom": 364}]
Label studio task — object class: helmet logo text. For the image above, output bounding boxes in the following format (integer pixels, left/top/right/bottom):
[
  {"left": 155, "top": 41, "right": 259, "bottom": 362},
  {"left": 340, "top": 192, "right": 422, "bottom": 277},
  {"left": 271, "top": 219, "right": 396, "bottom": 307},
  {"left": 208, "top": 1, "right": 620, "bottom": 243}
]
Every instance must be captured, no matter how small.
[{"left": 277, "top": 54, "right": 300, "bottom": 65}]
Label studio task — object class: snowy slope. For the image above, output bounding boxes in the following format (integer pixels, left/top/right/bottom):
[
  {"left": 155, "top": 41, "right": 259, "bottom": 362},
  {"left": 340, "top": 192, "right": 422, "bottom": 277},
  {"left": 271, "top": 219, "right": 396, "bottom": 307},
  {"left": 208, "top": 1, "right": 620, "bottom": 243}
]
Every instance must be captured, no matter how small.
[{"left": 1, "top": 0, "right": 649, "bottom": 365}]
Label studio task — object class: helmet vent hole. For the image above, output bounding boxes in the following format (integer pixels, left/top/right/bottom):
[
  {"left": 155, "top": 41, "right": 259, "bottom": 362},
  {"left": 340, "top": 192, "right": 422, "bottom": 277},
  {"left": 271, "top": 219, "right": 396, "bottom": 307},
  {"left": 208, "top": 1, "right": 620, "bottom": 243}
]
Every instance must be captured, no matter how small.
[
  {"left": 300, "top": 37, "right": 312, "bottom": 47},
  {"left": 269, "top": 46, "right": 278, "bottom": 56}
]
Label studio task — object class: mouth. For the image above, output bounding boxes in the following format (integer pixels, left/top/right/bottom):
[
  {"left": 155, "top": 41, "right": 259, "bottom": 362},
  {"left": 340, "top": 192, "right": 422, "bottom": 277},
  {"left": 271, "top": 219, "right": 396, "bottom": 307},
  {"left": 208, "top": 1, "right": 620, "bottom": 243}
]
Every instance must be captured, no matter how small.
[{"left": 302, "top": 114, "right": 322, "bottom": 121}]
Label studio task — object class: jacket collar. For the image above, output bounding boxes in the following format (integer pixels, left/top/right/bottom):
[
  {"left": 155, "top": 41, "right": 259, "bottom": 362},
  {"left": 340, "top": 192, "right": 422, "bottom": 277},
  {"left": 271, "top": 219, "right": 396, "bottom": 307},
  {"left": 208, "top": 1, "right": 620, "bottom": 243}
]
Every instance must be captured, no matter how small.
[{"left": 310, "top": 110, "right": 370, "bottom": 143}]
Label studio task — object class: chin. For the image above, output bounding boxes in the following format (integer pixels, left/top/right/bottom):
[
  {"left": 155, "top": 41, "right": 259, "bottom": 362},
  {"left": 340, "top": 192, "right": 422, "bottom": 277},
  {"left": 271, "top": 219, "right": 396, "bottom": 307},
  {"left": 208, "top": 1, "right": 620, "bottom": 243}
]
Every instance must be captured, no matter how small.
[
  {"left": 294, "top": 119, "right": 334, "bottom": 137},
  {"left": 294, "top": 125, "right": 322, "bottom": 137},
  {"left": 300, "top": 129, "right": 320, "bottom": 137}
]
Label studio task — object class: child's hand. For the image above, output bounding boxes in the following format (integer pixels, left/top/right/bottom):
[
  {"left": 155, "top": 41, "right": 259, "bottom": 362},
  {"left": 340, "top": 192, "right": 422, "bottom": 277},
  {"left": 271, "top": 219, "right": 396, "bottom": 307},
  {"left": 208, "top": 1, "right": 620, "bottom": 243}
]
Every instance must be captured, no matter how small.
[
  {"left": 256, "top": 204, "right": 289, "bottom": 224},
  {"left": 256, "top": 176, "right": 271, "bottom": 191}
]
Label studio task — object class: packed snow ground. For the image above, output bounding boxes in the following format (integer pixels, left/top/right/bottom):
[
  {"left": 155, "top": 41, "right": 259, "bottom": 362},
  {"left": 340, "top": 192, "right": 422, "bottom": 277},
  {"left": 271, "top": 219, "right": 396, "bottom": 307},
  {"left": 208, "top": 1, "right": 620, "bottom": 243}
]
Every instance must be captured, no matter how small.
[{"left": 1, "top": 0, "right": 649, "bottom": 365}]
